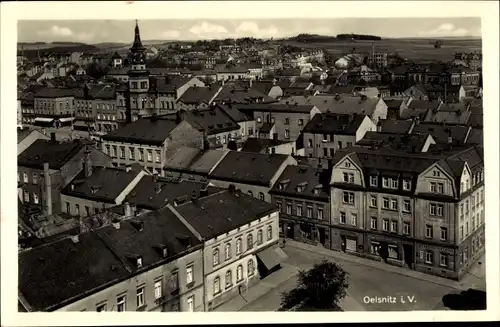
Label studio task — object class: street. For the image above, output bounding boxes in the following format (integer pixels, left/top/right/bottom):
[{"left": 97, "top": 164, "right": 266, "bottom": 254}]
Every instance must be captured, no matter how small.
[{"left": 238, "top": 241, "right": 485, "bottom": 312}]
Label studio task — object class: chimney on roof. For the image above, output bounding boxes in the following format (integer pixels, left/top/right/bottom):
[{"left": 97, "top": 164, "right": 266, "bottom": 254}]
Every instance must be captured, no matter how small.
[
  {"left": 176, "top": 110, "right": 185, "bottom": 124},
  {"left": 155, "top": 181, "right": 162, "bottom": 194},
  {"left": 43, "top": 162, "right": 52, "bottom": 216},
  {"left": 191, "top": 190, "right": 198, "bottom": 203},
  {"left": 70, "top": 234, "right": 79, "bottom": 243},
  {"left": 376, "top": 121, "right": 382, "bottom": 133},
  {"left": 448, "top": 130, "right": 453, "bottom": 145},
  {"left": 125, "top": 164, "right": 132, "bottom": 172},
  {"left": 112, "top": 219, "right": 121, "bottom": 229},
  {"left": 50, "top": 132, "right": 56, "bottom": 143},
  {"left": 124, "top": 201, "right": 133, "bottom": 217},
  {"left": 153, "top": 173, "right": 158, "bottom": 183}
]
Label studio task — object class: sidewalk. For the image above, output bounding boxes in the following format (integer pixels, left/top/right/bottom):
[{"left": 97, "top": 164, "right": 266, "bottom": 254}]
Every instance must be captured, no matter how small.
[
  {"left": 213, "top": 263, "right": 300, "bottom": 312},
  {"left": 285, "top": 240, "right": 469, "bottom": 291}
]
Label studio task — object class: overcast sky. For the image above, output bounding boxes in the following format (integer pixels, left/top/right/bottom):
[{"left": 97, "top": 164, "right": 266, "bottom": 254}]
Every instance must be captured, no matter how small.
[{"left": 18, "top": 18, "right": 482, "bottom": 43}]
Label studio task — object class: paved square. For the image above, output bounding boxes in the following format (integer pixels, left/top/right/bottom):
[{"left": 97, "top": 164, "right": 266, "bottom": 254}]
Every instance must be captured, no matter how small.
[{"left": 240, "top": 244, "right": 474, "bottom": 311}]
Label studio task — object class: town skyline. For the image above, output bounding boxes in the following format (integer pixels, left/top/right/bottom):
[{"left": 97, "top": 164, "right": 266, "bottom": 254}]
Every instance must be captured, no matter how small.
[{"left": 18, "top": 18, "right": 482, "bottom": 44}]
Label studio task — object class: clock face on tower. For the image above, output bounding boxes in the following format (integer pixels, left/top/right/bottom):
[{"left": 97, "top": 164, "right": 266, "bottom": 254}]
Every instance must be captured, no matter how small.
[{"left": 133, "top": 52, "right": 145, "bottom": 64}]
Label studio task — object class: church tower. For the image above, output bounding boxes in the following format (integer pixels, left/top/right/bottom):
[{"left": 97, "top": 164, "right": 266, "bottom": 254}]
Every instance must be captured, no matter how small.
[{"left": 127, "top": 20, "right": 150, "bottom": 120}]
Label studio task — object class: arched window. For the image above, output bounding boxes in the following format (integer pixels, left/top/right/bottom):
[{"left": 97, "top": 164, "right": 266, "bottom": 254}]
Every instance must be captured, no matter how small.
[
  {"left": 248, "top": 259, "right": 255, "bottom": 276},
  {"left": 257, "top": 229, "right": 263, "bottom": 245},
  {"left": 213, "top": 248, "right": 220, "bottom": 266},
  {"left": 236, "top": 238, "right": 242, "bottom": 255},
  {"left": 225, "top": 270, "right": 232, "bottom": 289},
  {"left": 247, "top": 234, "right": 254, "bottom": 249},
  {"left": 258, "top": 192, "right": 265, "bottom": 201},
  {"left": 224, "top": 243, "right": 231, "bottom": 260},
  {"left": 213, "top": 277, "right": 220, "bottom": 295},
  {"left": 236, "top": 265, "right": 243, "bottom": 282},
  {"left": 267, "top": 225, "right": 273, "bottom": 240}
]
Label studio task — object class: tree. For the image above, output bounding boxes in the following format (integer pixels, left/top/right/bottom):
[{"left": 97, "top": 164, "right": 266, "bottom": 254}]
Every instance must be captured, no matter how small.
[{"left": 280, "top": 260, "right": 349, "bottom": 311}]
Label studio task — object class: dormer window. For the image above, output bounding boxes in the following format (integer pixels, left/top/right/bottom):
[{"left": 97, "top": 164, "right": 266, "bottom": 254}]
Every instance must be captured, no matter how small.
[
  {"left": 391, "top": 178, "right": 399, "bottom": 189},
  {"left": 369, "top": 176, "right": 378, "bottom": 187},
  {"left": 137, "top": 256, "right": 143, "bottom": 268},
  {"left": 382, "top": 177, "right": 389, "bottom": 188},
  {"left": 403, "top": 180, "right": 411, "bottom": 191}
]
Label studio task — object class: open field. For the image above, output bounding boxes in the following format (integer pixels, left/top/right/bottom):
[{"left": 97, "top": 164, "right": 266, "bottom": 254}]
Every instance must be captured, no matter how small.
[{"left": 284, "top": 38, "right": 482, "bottom": 62}]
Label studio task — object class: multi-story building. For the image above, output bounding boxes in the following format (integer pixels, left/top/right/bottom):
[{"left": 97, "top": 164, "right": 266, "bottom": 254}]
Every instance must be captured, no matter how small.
[
  {"left": 329, "top": 145, "right": 484, "bottom": 280},
  {"left": 60, "top": 163, "right": 147, "bottom": 217},
  {"left": 73, "top": 84, "right": 120, "bottom": 133},
  {"left": 236, "top": 103, "right": 321, "bottom": 142},
  {"left": 163, "top": 147, "right": 227, "bottom": 182},
  {"left": 302, "top": 113, "right": 376, "bottom": 159},
  {"left": 17, "top": 136, "right": 111, "bottom": 217},
  {"left": 19, "top": 205, "right": 205, "bottom": 312},
  {"left": 33, "top": 88, "right": 76, "bottom": 120},
  {"left": 270, "top": 164, "right": 331, "bottom": 247},
  {"left": 101, "top": 114, "right": 204, "bottom": 175},
  {"left": 208, "top": 150, "right": 297, "bottom": 202},
  {"left": 172, "top": 189, "right": 283, "bottom": 310},
  {"left": 367, "top": 52, "right": 388, "bottom": 68}
]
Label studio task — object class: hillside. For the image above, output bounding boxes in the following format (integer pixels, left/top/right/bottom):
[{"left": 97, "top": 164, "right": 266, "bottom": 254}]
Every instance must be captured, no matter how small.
[
  {"left": 18, "top": 42, "right": 99, "bottom": 59},
  {"left": 284, "top": 37, "right": 481, "bottom": 62}
]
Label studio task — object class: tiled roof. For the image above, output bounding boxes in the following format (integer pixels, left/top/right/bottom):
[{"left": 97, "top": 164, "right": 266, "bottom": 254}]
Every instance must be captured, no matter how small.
[
  {"left": 216, "top": 103, "right": 252, "bottom": 122},
  {"left": 215, "top": 64, "right": 249, "bottom": 73},
  {"left": 61, "top": 165, "right": 144, "bottom": 203},
  {"left": 19, "top": 196, "right": 211, "bottom": 312},
  {"left": 164, "top": 147, "right": 228, "bottom": 175},
  {"left": 466, "top": 128, "right": 483, "bottom": 145},
  {"left": 177, "top": 85, "right": 220, "bottom": 105},
  {"left": 384, "top": 99, "right": 404, "bottom": 110},
  {"left": 209, "top": 150, "right": 290, "bottom": 186},
  {"left": 357, "top": 132, "right": 431, "bottom": 152},
  {"left": 126, "top": 175, "right": 222, "bottom": 210},
  {"left": 17, "top": 128, "right": 35, "bottom": 143},
  {"left": 33, "top": 87, "right": 75, "bottom": 98},
  {"left": 212, "top": 84, "right": 277, "bottom": 104},
  {"left": 235, "top": 103, "right": 317, "bottom": 114},
  {"left": 18, "top": 139, "right": 85, "bottom": 170},
  {"left": 95, "top": 206, "right": 202, "bottom": 274},
  {"left": 318, "top": 95, "right": 380, "bottom": 116},
  {"left": 102, "top": 117, "right": 179, "bottom": 146},
  {"left": 19, "top": 232, "right": 130, "bottom": 311},
  {"left": 250, "top": 81, "right": 275, "bottom": 95},
  {"left": 411, "top": 122, "right": 470, "bottom": 144},
  {"left": 303, "top": 113, "right": 366, "bottom": 135},
  {"left": 240, "top": 138, "right": 289, "bottom": 153},
  {"left": 270, "top": 165, "right": 330, "bottom": 201},
  {"left": 174, "top": 190, "right": 277, "bottom": 240},
  {"left": 379, "top": 119, "right": 414, "bottom": 134},
  {"left": 162, "top": 107, "right": 240, "bottom": 135}
]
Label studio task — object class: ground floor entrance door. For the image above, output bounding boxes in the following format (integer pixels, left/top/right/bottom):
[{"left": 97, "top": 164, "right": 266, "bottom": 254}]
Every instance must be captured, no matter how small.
[
  {"left": 403, "top": 244, "right": 414, "bottom": 268},
  {"left": 286, "top": 223, "right": 295, "bottom": 239}
]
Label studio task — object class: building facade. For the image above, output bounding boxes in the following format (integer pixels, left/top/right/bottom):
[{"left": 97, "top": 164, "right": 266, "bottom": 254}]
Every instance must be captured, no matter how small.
[{"left": 329, "top": 146, "right": 484, "bottom": 280}]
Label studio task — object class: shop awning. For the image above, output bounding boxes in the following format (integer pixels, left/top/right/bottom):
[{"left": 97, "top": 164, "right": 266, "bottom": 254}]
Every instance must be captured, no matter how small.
[
  {"left": 34, "top": 117, "right": 54, "bottom": 123},
  {"left": 256, "top": 246, "right": 288, "bottom": 270}
]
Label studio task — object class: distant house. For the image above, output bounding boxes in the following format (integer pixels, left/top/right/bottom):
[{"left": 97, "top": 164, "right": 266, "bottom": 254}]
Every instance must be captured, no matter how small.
[
  {"left": 240, "top": 138, "right": 297, "bottom": 156},
  {"left": 176, "top": 84, "right": 223, "bottom": 110},
  {"left": 302, "top": 113, "right": 376, "bottom": 159},
  {"left": 208, "top": 150, "right": 297, "bottom": 202},
  {"left": 214, "top": 64, "right": 250, "bottom": 81}
]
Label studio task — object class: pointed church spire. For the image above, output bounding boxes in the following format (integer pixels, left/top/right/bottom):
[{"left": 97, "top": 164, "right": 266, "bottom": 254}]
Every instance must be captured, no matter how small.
[{"left": 130, "top": 19, "right": 145, "bottom": 52}]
